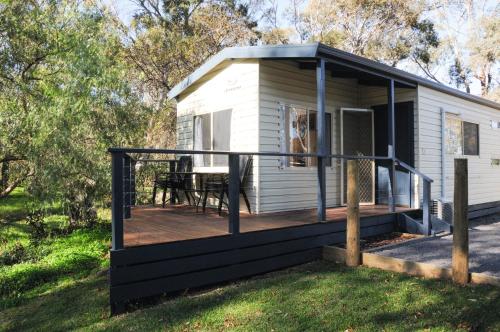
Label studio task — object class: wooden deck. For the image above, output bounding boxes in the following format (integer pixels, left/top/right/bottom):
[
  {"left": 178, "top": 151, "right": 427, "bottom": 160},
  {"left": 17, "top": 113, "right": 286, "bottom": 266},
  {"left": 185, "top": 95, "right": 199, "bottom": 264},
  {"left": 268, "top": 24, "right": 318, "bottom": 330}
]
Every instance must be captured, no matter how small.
[{"left": 124, "top": 204, "right": 412, "bottom": 247}]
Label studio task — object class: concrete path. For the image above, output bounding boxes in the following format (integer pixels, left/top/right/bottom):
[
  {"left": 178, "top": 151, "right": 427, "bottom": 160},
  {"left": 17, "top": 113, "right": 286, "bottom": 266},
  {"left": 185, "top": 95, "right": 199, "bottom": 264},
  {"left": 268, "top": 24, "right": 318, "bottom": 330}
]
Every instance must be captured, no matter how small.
[{"left": 371, "top": 218, "right": 500, "bottom": 277}]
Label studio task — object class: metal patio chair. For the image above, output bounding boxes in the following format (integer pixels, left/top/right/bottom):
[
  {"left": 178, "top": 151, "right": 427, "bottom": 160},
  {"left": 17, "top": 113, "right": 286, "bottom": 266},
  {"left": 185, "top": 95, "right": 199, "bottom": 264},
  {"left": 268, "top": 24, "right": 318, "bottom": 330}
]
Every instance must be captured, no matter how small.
[
  {"left": 200, "top": 156, "right": 253, "bottom": 215},
  {"left": 152, "top": 156, "right": 195, "bottom": 207}
]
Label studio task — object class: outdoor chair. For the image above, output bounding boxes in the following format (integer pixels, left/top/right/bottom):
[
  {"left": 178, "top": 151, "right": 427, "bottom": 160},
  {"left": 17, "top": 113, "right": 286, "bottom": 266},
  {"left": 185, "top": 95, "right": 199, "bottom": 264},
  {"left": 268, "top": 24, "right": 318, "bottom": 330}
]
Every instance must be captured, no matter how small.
[
  {"left": 152, "top": 156, "right": 194, "bottom": 207},
  {"left": 200, "top": 156, "right": 252, "bottom": 215}
]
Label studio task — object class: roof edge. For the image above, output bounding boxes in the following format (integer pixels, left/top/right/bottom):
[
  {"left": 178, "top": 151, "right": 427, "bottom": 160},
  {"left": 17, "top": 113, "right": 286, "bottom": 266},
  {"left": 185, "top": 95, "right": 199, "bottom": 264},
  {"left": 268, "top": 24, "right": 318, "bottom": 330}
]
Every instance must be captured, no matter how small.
[
  {"left": 316, "top": 43, "right": 500, "bottom": 110},
  {"left": 167, "top": 43, "right": 500, "bottom": 110},
  {"left": 167, "top": 43, "right": 319, "bottom": 99}
]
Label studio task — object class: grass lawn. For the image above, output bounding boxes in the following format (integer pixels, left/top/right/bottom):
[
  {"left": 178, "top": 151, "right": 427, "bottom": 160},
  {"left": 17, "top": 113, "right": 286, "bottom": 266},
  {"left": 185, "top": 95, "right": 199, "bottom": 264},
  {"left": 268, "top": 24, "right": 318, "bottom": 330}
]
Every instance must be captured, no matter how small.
[{"left": 1, "top": 189, "right": 499, "bottom": 331}]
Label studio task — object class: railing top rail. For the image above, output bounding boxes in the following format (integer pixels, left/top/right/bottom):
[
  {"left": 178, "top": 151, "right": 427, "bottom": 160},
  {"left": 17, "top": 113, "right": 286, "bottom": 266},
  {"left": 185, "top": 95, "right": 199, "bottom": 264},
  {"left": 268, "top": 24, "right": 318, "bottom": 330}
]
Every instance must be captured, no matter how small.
[
  {"left": 395, "top": 158, "right": 433, "bottom": 183},
  {"left": 108, "top": 147, "right": 392, "bottom": 161}
]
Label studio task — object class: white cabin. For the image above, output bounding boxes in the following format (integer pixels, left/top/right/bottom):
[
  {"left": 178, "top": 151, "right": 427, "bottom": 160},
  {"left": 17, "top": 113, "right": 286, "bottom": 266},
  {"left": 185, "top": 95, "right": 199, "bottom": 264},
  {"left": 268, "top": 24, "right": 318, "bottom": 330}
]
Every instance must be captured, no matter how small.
[{"left": 168, "top": 43, "right": 500, "bottom": 218}]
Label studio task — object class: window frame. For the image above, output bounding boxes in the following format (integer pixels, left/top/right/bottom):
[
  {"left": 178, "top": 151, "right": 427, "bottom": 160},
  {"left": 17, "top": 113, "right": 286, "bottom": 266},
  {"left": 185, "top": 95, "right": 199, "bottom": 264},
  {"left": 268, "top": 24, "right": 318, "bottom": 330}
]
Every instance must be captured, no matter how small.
[
  {"left": 462, "top": 121, "right": 480, "bottom": 156},
  {"left": 193, "top": 109, "right": 232, "bottom": 167},
  {"left": 280, "top": 103, "right": 332, "bottom": 168},
  {"left": 444, "top": 114, "right": 480, "bottom": 157}
]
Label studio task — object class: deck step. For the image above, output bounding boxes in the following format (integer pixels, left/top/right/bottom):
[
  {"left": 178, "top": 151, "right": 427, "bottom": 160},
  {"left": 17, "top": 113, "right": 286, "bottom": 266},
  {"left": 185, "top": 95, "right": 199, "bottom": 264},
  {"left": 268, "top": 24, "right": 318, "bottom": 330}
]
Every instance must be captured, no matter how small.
[
  {"left": 397, "top": 212, "right": 452, "bottom": 235},
  {"left": 397, "top": 212, "right": 426, "bottom": 234},
  {"left": 430, "top": 216, "right": 453, "bottom": 234}
]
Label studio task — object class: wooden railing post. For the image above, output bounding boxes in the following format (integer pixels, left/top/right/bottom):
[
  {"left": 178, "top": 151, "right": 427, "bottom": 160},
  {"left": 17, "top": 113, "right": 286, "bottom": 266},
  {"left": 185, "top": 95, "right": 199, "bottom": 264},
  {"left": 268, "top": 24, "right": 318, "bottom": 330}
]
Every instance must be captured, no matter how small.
[
  {"left": 453, "top": 158, "right": 469, "bottom": 284},
  {"left": 346, "top": 160, "right": 361, "bottom": 266},
  {"left": 111, "top": 151, "right": 124, "bottom": 250},
  {"left": 228, "top": 153, "right": 240, "bottom": 234},
  {"left": 422, "top": 179, "right": 432, "bottom": 235}
]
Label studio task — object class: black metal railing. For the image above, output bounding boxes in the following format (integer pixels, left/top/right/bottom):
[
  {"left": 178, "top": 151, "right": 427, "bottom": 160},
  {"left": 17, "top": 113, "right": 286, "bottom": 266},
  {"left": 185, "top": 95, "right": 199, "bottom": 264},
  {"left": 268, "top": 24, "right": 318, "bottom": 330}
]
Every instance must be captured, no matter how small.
[
  {"left": 109, "top": 147, "right": 433, "bottom": 250},
  {"left": 395, "top": 158, "right": 433, "bottom": 235}
]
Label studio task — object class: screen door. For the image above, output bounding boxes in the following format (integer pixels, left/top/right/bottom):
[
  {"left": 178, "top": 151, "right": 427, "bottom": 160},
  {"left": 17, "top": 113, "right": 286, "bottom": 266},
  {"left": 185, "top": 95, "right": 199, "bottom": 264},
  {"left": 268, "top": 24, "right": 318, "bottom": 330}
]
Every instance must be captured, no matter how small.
[{"left": 341, "top": 108, "right": 375, "bottom": 205}]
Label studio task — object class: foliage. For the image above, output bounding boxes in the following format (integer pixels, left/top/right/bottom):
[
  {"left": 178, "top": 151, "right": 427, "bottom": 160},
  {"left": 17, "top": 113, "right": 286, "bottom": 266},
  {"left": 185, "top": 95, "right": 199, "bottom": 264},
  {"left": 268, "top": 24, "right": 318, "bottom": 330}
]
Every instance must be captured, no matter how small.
[
  {"left": 25, "top": 210, "right": 47, "bottom": 241},
  {"left": 125, "top": 0, "right": 258, "bottom": 148},
  {"left": 282, "top": 0, "right": 439, "bottom": 67},
  {"left": 429, "top": 0, "right": 499, "bottom": 95},
  {"left": 0, "top": 226, "right": 109, "bottom": 301},
  {"left": 0, "top": 1, "right": 151, "bottom": 223}
]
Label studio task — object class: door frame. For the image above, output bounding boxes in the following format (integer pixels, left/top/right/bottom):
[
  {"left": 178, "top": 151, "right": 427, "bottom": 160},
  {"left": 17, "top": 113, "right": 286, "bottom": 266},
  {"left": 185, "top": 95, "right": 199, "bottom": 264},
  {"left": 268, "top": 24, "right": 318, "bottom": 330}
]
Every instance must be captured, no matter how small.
[{"left": 340, "top": 107, "right": 375, "bottom": 205}]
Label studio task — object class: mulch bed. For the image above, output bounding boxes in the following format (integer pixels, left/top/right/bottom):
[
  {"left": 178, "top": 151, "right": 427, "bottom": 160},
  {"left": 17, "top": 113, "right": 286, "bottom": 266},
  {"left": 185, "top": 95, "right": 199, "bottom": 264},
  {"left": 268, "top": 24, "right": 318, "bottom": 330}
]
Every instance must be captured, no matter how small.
[{"left": 338, "top": 232, "right": 420, "bottom": 250}]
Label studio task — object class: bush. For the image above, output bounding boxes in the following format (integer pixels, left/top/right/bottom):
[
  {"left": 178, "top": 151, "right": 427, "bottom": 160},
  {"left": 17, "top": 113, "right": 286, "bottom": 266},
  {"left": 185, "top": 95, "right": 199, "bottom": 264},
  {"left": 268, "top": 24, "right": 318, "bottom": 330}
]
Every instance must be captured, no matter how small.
[
  {"left": 0, "top": 242, "right": 27, "bottom": 266},
  {"left": 25, "top": 210, "right": 47, "bottom": 241}
]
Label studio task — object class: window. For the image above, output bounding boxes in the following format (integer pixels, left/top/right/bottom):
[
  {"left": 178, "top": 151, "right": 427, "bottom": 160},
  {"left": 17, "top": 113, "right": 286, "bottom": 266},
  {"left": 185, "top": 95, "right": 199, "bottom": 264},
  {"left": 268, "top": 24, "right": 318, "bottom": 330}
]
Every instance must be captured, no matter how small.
[
  {"left": 282, "top": 105, "right": 332, "bottom": 167},
  {"left": 193, "top": 109, "right": 232, "bottom": 167},
  {"left": 445, "top": 115, "right": 463, "bottom": 155},
  {"left": 463, "top": 121, "right": 479, "bottom": 155},
  {"left": 445, "top": 114, "right": 479, "bottom": 156}
]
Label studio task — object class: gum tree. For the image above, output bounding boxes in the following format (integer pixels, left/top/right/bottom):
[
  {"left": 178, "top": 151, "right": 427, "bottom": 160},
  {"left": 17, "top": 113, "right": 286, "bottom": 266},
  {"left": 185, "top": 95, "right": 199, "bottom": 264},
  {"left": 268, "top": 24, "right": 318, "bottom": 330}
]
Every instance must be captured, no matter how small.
[{"left": 0, "top": 1, "right": 150, "bottom": 225}]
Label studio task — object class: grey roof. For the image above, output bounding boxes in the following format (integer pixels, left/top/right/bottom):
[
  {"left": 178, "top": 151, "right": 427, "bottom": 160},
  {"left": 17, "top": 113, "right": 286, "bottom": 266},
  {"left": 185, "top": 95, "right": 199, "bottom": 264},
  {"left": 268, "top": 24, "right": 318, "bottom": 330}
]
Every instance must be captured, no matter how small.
[{"left": 167, "top": 43, "right": 500, "bottom": 110}]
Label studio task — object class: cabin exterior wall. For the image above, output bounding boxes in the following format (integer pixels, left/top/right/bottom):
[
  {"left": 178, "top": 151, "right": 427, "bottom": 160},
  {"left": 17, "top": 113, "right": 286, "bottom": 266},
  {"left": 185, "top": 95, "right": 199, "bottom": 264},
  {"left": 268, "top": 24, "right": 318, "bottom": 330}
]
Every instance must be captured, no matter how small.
[
  {"left": 175, "top": 59, "right": 260, "bottom": 211},
  {"left": 174, "top": 58, "right": 500, "bottom": 214},
  {"left": 417, "top": 85, "right": 500, "bottom": 205},
  {"left": 258, "top": 60, "right": 362, "bottom": 213}
]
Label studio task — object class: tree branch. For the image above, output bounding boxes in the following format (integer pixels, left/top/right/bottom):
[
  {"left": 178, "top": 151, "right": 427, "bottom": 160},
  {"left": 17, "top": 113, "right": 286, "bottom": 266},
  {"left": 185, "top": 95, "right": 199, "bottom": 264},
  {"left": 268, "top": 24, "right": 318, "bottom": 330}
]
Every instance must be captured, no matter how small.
[{"left": 0, "top": 169, "right": 33, "bottom": 199}]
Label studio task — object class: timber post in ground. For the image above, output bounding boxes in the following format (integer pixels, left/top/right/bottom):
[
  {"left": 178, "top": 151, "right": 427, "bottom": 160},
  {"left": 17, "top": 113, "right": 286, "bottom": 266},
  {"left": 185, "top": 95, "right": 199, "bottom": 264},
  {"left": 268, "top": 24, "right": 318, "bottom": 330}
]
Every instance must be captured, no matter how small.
[
  {"left": 452, "top": 158, "right": 469, "bottom": 284},
  {"left": 346, "top": 159, "right": 361, "bottom": 266}
]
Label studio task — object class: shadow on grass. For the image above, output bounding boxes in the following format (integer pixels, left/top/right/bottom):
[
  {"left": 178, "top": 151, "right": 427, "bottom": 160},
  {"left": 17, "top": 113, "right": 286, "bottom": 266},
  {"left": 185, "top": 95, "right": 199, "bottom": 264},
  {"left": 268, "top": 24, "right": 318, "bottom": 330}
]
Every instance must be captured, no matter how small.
[
  {"left": 1, "top": 261, "right": 500, "bottom": 331},
  {"left": 0, "top": 275, "right": 109, "bottom": 332},
  {"left": 115, "top": 262, "right": 500, "bottom": 331}
]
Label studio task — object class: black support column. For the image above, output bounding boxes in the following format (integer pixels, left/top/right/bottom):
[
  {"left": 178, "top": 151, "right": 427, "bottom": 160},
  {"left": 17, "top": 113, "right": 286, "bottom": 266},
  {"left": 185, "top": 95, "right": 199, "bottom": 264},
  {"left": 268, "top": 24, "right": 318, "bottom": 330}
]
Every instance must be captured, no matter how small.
[
  {"left": 316, "top": 58, "right": 326, "bottom": 221},
  {"left": 111, "top": 152, "right": 124, "bottom": 250},
  {"left": 387, "top": 79, "right": 396, "bottom": 212}
]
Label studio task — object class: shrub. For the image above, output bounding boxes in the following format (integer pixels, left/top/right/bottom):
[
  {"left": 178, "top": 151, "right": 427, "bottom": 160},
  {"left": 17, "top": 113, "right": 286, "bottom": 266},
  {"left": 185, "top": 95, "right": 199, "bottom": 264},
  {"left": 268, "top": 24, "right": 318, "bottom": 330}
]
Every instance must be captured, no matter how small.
[
  {"left": 25, "top": 210, "right": 47, "bottom": 241},
  {"left": 0, "top": 242, "right": 27, "bottom": 266}
]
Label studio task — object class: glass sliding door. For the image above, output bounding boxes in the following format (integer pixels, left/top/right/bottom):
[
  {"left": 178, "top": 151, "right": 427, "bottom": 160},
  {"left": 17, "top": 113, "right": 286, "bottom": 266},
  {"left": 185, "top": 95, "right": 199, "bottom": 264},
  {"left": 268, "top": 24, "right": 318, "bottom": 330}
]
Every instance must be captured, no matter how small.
[{"left": 193, "top": 109, "right": 232, "bottom": 167}]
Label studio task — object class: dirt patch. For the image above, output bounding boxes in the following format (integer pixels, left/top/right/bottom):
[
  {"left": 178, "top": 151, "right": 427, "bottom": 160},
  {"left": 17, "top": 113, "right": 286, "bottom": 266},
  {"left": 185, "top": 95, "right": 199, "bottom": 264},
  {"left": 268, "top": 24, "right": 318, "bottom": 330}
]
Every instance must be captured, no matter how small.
[
  {"left": 362, "top": 232, "right": 421, "bottom": 249},
  {"left": 338, "top": 232, "right": 421, "bottom": 250}
]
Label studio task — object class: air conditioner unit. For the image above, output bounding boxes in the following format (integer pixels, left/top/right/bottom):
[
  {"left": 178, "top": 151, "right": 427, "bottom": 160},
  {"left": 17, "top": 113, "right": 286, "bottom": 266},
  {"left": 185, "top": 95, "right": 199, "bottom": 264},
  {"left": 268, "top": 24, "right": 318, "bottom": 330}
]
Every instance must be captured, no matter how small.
[{"left": 437, "top": 199, "right": 453, "bottom": 224}]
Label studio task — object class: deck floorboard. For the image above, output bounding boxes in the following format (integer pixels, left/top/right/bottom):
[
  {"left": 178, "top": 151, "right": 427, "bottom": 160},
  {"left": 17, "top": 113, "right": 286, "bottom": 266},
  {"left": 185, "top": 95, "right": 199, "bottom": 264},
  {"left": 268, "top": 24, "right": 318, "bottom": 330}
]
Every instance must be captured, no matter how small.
[{"left": 124, "top": 205, "right": 413, "bottom": 247}]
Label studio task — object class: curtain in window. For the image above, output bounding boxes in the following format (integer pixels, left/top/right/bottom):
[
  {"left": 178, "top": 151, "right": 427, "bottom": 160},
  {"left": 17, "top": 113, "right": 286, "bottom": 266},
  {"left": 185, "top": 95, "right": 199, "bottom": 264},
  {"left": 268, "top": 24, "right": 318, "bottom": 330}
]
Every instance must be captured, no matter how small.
[
  {"left": 463, "top": 122, "right": 479, "bottom": 155},
  {"left": 280, "top": 104, "right": 332, "bottom": 167},
  {"left": 279, "top": 104, "right": 287, "bottom": 168},
  {"left": 289, "top": 107, "right": 308, "bottom": 167},
  {"left": 445, "top": 115, "right": 463, "bottom": 155},
  {"left": 193, "top": 116, "right": 204, "bottom": 167},
  {"left": 213, "top": 109, "right": 232, "bottom": 166}
]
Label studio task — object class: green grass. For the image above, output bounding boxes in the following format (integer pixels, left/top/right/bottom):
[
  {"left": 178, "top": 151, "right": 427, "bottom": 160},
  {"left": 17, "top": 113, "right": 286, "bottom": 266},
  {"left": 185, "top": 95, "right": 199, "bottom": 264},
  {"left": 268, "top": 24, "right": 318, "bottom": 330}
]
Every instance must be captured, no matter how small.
[
  {"left": 0, "top": 188, "right": 110, "bottom": 310},
  {"left": 0, "top": 188, "right": 499, "bottom": 331},
  {"left": 0, "top": 262, "right": 499, "bottom": 332},
  {"left": 0, "top": 187, "right": 31, "bottom": 220}
]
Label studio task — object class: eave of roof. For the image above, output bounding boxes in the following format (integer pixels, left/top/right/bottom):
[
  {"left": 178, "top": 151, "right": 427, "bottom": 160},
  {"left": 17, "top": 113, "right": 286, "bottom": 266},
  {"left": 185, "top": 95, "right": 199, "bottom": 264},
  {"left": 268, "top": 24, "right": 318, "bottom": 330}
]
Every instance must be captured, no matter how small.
[{"left": 167, "top": 43, "right": 500, "bottom": 110}]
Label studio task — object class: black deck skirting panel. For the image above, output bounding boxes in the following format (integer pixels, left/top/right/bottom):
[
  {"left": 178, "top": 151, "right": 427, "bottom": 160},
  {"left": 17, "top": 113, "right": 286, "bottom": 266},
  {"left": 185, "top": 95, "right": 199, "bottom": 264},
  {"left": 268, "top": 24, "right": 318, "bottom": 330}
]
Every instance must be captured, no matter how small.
[
  {"left": 109, "top": 213, "right": 398, "bottom": 314},
  {"left": 469, "top": 201, "right": 500, "bottom": 219}
]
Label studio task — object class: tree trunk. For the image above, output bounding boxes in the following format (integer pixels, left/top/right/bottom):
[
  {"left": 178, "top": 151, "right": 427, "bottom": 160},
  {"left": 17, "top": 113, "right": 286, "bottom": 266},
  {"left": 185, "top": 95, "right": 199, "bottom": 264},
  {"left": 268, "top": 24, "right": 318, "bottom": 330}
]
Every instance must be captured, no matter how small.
[{"left": 1, "top": 161, "right": 9, "bottom": 190}]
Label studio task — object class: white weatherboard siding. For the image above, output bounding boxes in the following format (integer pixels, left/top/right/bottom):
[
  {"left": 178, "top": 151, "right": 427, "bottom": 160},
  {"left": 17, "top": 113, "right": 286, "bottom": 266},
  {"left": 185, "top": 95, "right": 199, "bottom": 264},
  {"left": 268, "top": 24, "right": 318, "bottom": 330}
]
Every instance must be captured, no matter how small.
[
  {"left": 258, "top": 60, "right": 361, "bottom": 213},
  {"left": 174, "top": 58, "right": 500, "bottom": 214},
  {"left": 418, "top": 85, "right": 500, "bottom": 205},
  {"left": 176, "top": 60, "right": 260, "bottom": 211}
]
